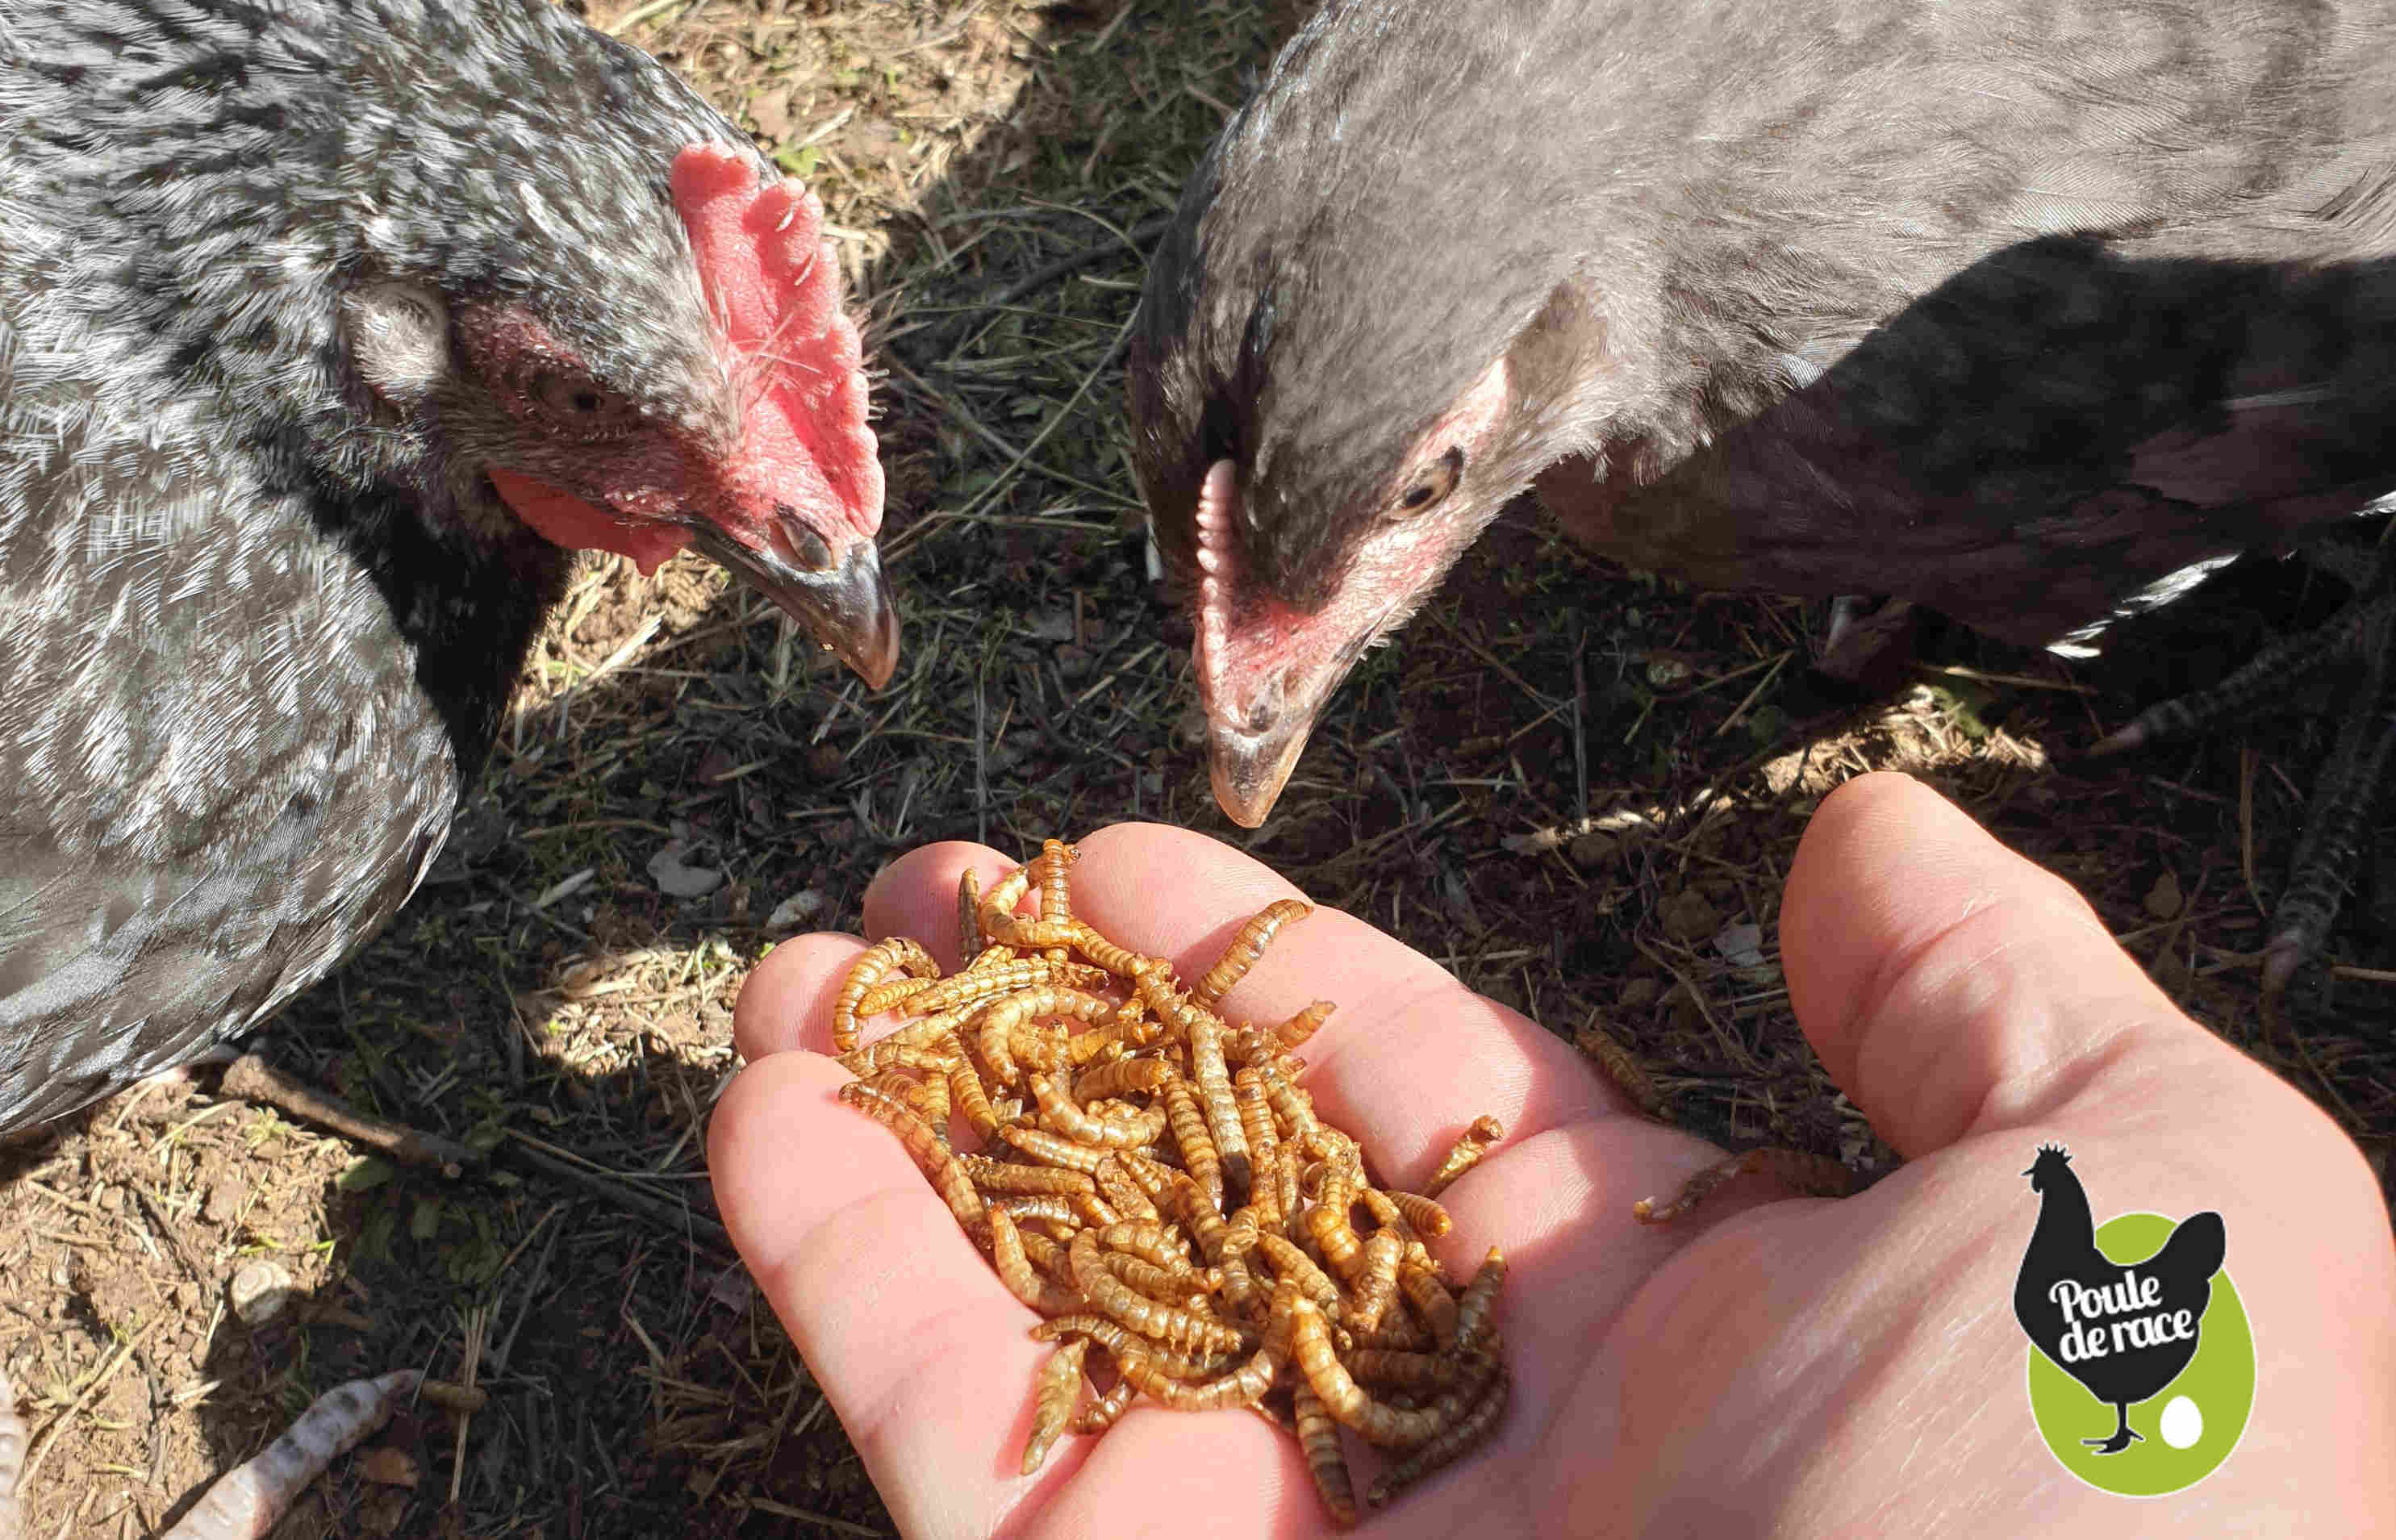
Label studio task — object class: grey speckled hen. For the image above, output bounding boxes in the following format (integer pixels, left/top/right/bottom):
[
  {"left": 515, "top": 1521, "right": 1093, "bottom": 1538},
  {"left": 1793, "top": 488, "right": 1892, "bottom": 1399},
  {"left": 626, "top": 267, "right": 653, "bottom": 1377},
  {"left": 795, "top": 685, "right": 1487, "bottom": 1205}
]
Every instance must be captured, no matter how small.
[
  {"left": 0, "top": 0, "right": 898, "bottom": 1134},
  {"left": 1131, "top": 0, "right": 2396, "bottom": 983}
]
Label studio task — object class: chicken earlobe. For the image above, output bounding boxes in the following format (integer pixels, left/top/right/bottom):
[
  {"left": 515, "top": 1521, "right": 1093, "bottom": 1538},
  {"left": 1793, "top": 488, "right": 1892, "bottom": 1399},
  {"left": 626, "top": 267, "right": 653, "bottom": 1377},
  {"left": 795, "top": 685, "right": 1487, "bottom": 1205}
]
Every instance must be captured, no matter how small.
[{"left": 342, "top": 282, "right": 452, "bottom": 409}]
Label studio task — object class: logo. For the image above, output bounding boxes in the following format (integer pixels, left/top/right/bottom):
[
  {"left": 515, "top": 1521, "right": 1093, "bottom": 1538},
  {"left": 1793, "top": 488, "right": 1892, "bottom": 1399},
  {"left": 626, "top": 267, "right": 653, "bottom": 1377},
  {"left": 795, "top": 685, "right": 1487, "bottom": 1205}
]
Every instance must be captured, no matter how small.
[{"left": 2013, "top": 1145, "right": 2254, "bottom": 1496}]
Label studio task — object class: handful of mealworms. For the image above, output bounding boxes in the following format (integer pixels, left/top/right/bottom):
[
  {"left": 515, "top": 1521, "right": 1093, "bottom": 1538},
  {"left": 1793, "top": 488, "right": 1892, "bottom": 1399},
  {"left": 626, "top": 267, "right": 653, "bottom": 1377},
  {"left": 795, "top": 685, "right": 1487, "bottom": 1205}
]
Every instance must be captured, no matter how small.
[{"left": 829, "top": 839, "right": 1511, "bottom": 1523}]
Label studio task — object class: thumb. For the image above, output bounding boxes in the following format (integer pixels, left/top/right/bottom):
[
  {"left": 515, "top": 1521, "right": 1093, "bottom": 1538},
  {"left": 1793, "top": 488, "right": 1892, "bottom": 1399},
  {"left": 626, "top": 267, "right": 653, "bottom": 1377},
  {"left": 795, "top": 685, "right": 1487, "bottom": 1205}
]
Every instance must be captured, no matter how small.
[{"left": 1781, "top": 771, "right": 2210, "bottom": 1158}]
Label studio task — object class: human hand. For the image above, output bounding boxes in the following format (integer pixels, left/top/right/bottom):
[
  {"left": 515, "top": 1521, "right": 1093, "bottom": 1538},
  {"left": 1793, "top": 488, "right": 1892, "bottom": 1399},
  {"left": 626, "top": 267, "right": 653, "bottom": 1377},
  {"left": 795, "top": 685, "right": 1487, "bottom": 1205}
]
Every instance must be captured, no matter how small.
[{"left": 710, "top": 772, "right": 2396, "bottom": 1537}]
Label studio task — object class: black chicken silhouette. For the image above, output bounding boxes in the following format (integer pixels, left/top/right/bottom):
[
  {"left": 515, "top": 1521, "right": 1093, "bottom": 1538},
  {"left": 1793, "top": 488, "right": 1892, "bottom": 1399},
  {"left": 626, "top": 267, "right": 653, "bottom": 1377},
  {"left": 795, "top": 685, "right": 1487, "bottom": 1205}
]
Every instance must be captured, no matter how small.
[{"left": 2014, "top": 1146, "right": 2227, "bottom": 1453}]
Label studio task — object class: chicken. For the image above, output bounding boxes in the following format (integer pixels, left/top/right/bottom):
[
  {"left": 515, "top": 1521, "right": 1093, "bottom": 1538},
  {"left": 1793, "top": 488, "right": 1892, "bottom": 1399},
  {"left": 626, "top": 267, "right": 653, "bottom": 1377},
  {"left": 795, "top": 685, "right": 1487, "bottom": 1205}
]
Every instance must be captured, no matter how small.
[
  {"left": 0, "top": 0, "right": 895, "bottom": 1134},
  {"left": 1128, "top": 0, "right": 2396, "bottom": 985},
  {"left": 2014, "top": 1146, "right": 2226, "bottom": 1455}
]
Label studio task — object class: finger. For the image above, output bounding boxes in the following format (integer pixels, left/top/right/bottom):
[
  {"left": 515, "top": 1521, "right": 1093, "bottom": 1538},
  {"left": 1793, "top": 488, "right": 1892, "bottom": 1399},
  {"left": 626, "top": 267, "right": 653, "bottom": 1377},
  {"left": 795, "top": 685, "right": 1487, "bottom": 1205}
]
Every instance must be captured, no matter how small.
[
  {"left": 733, "top": 934, "right": 868, "bottom": 1059},
  {"left": 1782, "top": 771, "right": 2226, "bottom": 1155},
  {"left": 709, "top": 1053, "right": 1062, "bottom": 1536}
]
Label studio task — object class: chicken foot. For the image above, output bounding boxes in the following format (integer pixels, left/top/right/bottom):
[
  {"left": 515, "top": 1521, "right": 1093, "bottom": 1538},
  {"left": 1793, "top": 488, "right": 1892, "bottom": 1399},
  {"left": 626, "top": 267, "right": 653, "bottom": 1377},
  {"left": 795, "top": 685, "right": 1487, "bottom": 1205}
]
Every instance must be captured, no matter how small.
[{"left": 2090, "top": 549, "right": 2396, "bottom": 994}]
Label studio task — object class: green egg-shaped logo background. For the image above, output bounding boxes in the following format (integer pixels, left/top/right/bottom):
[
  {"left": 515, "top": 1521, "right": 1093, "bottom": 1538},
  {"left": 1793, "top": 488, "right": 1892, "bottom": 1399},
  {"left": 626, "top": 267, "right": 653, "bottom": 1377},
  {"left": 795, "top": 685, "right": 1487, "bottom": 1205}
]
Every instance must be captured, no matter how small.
[{"left": 2025, "top": 1212, "right": 2256, "bottom": 1496}]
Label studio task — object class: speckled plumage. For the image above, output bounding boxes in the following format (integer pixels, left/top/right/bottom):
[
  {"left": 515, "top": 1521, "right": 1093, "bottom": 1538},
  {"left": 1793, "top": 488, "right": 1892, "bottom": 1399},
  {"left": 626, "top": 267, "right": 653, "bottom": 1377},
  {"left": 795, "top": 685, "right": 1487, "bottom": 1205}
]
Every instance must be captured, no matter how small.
[
  {"left": 1133, "top": 0, "right": 2396, "bottom": 828},
  {"left": 0, "top": 0, "right": 871, "bottom": 1131}
]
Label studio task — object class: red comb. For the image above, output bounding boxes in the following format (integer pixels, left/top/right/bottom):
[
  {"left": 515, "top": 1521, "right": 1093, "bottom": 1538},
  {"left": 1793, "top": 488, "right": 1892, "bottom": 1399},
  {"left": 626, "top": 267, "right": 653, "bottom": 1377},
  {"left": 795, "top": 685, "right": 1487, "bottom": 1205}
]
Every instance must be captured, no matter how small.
[{"left": 670, "top": 144, "right": 883, "bottom": 538}]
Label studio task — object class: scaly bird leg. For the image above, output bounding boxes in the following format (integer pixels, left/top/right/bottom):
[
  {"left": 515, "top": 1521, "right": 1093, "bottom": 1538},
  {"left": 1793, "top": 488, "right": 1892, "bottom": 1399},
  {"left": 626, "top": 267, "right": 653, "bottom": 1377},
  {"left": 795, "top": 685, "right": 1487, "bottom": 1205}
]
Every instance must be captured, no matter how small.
[{"left": 2089, "top": 558, "right": 2396, "bottom": 994}]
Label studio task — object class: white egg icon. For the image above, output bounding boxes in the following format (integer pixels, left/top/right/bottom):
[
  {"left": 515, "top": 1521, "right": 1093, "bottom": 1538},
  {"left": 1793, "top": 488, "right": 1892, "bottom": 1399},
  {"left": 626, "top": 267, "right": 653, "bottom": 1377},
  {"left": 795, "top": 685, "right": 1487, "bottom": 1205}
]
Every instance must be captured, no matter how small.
[{"left": 2159, "top": 1395, "right": 2204, "bottom": 1450}]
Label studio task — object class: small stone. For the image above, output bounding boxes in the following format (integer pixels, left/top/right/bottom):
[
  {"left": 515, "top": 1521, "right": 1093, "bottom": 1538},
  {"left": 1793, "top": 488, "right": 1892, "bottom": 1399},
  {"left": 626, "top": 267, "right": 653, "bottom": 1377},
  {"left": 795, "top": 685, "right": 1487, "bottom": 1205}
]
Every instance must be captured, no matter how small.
[
  {"left": 805, "top": 743, "right": 845, "bottom": 781},
  {"left": 97, "top": 1186, "right": 123, "bottom": 1212},
  {"left": 1054, "top": 644, "right": 1093, "bottom": 681},
  {"left": 231, "top": 1259, "right": 298, "bottom": 1327},
  {"left": 203, "top": 1175, "right": 248, "bottom": 1225},
  {"left": 1657, "top": 887, "right": 1721, "bottom": 943},
  {"left": 1618, "top": 976, "right": 1662, "bottom": 1012},
  {"left": 2142, "top": 869, "right": 2184, "bottom": 920},
  {"left": 357, "top": 1446, "right": 420, "bottom": 1489}
]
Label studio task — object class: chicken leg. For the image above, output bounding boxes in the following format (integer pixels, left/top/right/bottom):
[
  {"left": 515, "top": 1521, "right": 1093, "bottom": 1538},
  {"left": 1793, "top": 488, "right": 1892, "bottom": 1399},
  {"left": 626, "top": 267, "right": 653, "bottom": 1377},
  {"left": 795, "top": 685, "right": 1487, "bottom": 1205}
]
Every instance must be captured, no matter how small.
[
  {"left": 2084, "top": 1400, "right": 2145, "bottom": 1455},
  {"left": 2089, "top": 540, "right": 2396, "bottom": 993}
]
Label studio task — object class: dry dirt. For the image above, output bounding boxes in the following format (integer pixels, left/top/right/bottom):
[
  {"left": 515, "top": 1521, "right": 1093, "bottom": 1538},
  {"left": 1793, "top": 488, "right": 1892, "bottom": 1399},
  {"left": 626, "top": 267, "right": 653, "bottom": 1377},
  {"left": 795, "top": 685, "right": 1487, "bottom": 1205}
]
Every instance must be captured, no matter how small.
[{"left": 3, "top": 2, "right": 2390, "bottom": 1536}]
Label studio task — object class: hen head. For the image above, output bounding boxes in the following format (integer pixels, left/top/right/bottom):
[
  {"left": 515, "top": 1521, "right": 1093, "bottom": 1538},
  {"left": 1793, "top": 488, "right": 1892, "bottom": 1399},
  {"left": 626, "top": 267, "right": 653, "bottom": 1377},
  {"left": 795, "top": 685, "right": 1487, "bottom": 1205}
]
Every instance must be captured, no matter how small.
[
  {"left": 1125, "top": 6, "right": 1609, "bottom": 827},
  {"left": 341, "top": 134, "right": 893, "bottom": 686}
]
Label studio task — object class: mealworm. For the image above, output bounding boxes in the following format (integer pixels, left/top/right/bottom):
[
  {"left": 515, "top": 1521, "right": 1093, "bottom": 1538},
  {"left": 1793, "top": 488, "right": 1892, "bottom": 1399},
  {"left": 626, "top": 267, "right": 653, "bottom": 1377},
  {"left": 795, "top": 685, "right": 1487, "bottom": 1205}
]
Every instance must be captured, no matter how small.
[
  {"left": 1067, "top": 1229, "right": 1250, "bottom": 1354},
  {"left": 1384, "top": 1191, "right": 1453, "bottom": 1239},
  {"left": 957, "top": 867, "right": 984, "bottom": 958},
  {"left": 1067, "top": 1004, "right": 1163, "bottom": 1065},
  {"left": 1252, "top": 1233, "right": 1343, "bottom": 1316},
  {"left": 1021, "top": 1337, "right": 1087, "bottom": 1475},
  {"left": 1343, "top": 1229, "right": 1406, "bottom": 1334},
  {"left": 1036, "top": 838, "right": 1077, "bottom": 920},
  {"left": 1232, "top": 1071, "right": 1285, "bottom": 1231},
  {"left": 978, "top": 861, "right": 1033, "bottom": 933},
  {"left": 949, "top": 1053, "right": 1008, "bottom": 1142},
  {"left": 1113, "top": 1325, "right": 1281, "bottom": 1412},
  {"left": 1292, "top": 1380, "right": 1359, "bottom": 1527},
  {"left": 1252, "top": 1061, "right": 1322, "bottom": 1150},
  {"left": 1090, "top": 1155, "right": 1160, "bottom": 1222},
  {"left": 1421, "top": 1115, "right": 1505, "bottom": 1198},
  {"left": 1305, "top": 1166, "right": 1366, "bottom": 1281},
  {"left": 989, "top": 1206, "right": 1086, "bottom": 1317},
  {"left": 832, "top": 937, "right": 939, "bottom": 1052},
  {"left": 1067, "top": 922, "right": 1159, "bottom": 979},
  {"left": 160, "top": 1370, "right": 422, "bottom": 1540},
  {"left": 960, "top": 1155, "right": 1097, "bottom": 1200},
  {"left": 1161, "top": 1079, "right": 1223, "bottom": 1212},
  {"left": 1632, "top": 1146, "right": 1856, "bottom": 1224},
  {"left": 1095, "top": 1220, "right": 1197, "bottom": 1272},
  {"left": 1100, "top": 1248, "right": 1213, "bottom": 1308},
  {"left": 1289, "top": 1299, "right": 1454, "bottom": 1449},
  {"left": 858, "top": 1069, "right": 950, "bottom": 1145},
  {"left": 975, "top": 987, "right": 1117, "bottom": 1086},
  {"left": 1185, "top": 1008, "right": 1250, "bottom": 1198},
  {"left": 1029, "top": 1069, "right": 1162, "bottom": 1149},
  {"left": 907, "top": 958, "right": 1061, "bottom": 1021},
  {"left": 991, "top": 1194, "right": 1083, "bottom": 1230},
  {"left": 1453, "top": 1248, "right": 1508, "bottom": 1356},
  {"left": 1073, "top": 1056, "right": 1173, "bottom": 1103},
  {"left": 1072, "top": 1373, "right": 1136, "bottom": 1434},
  {"left": 1271, "top": 1000, "right": 1335, "bottom": 1050},
  {"left": 1192, "top": 897, "right": 1313, "bottom": 1004},
  {"left": 1032, "top": 1317, "right": 1242, "bottom": 1382},
  {"left": 1340, "top": 1346, "right": 1460, "bottom": 1392},
  {"left": 840, "top": 1081, "right": 985, "bottom": 1231},
  {"left": 1366, "top": 1360, "right": 1511, "bottom": 1509},
  {"left": 1397, "top": 1258, "right": 1459, "bottom": 1346},
  {"left": 999, "top": 1125, "right": 1115, "bottom": 1175}
]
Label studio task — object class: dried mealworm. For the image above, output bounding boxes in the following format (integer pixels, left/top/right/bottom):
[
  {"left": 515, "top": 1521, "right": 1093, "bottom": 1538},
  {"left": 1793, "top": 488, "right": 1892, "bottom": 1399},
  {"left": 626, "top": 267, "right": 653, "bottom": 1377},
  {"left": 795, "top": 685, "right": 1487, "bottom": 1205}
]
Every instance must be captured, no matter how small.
[
  {"left": 856, "top": 972, "right": 939, "bottom": 1017},
  {"left": 1292, "top": 1380, "right": 1359, "bottom": 1527},
  {"left": 906, "top": 958, "right": 1059, "bottom": 1021},
  {"left": 839, "top": 1040, "right": 960, "bottom": 1079},
  {"left": 1253, "top": 1061, "right": 1322, "bottom": 1150},
  {"left": 160, "top": 1370, "right": 421, "bottom": 1540},
  {"left": 1028, "top": 1069, "right": 1161, "bottom": 1149},
  {"left": 1397, "top": 1257, "right": 1459, "bottom": 1346},
  {"left": 960, "top": 1155, "right": 1098, "bottom": 1199},
  {"left": 1114, "top": 1325, "right": 1283, "bottom": 1412},
  {"left": 1072, "top": 1056, "right": 1173, "bottom": 1103},
  {"left": 1017, "top": 1226, "right": 1079, "bottom": 1288},
  {"left": 975, "top": 987, "right": 1117, "bottom": 1085},
  {"left": 1233, "top": 1072, "right": 1285, "bottom": 1231},
  {"left": 1035, "top": 838, "right": 1077, "bottom": 920},
  {"left": 1095, "top": 1220, "right": 1197, "bottom": 1271},
  {"left": 1186, "top": 1008, "right": 1250, "bottom": 1197},
  {"left": 989, "top": 1207, "right": 1087, "bottom": 1317},
  {"left": 1067, "top": 921, "right": 1159, "bottom": 979},
  {"left": 841, "top": 1081, "right": 988, "bottom": 1231},
  {"left": 1384, "top": 1190, "right": 1454, "bottom": 1239},
  {"left": 1365, "top": 1362, "right": 1511, "bottom": 1509},
  {"left": 1271, "top": 1000, "right": 1335, "bottom": 1050},
  {"left": 990, "top": 1192, "right": 1082, "bottom": 1225},
  {"left": 1192, "top": 897, "right": 1313, "bottom": 1004},
  {"left": 957, "top": 867, "right": 984, "bottom": 958},
  {"left": 832, "top": 937, "right": 939, "bottom": 1052},
  {"left": 1252, "top": 1233, "right": 1343, "bottom": 1315},
  {"left": 1343, "top": 1229, "right": 1406, "bottom": 1334},
  {"left": 1161, "top": 1079, "right": 1224, "bottom": 1212},
  {"left": 1305, "top": 1166, "right": 1366, "bottom": 1281},
  {"left": 1100, "top": 1247, "right": 1213, "bottom": 1307},
  {"left": 1421, "top": 1115, "right": 1505, "bottom": 1198},
  {"left": 1073, "top": 1372, "right": 1136, "bottom": 1434},
  {"left": 1067, "top": 1229, "right": 1250, "bottom": 1354},
  {"left": 1066, "top": 1004, "right": 1164, "bottom": 1065},
  {"left": 1340, "top": 1346, "right": 1461, "bottom": 1392},
  {"left": 1091, "top": 1155, "right": 1160, "bottom": 1223},
  {"left": 1633, "top": 1146, "right": 1857, "bottom": 1225},
  {"left": 1033, "top": 1317, "right": 1239, "bottom": 1383},
  {"left": 998, "top": 1124, "right": 1115, "bottom": 1175},
  {"left": 979, "top": 861, "right": 1033, "bottom": 930},
  {"left": 1021, "top": 1337, "right": 1087, "bottom": 1475},
  {"left": 948, "top": 1053, "right": 1008, "bottom": 1143},
  {"left": 1289, "top": 1298, "right": 1454, "bottom": 1449},
  {"left": 1453, "top": 1247, "right": 1507, "bottom": 1356},
  {"left": 858, "top": 1069, "right": 949, "bottom": 1144}
]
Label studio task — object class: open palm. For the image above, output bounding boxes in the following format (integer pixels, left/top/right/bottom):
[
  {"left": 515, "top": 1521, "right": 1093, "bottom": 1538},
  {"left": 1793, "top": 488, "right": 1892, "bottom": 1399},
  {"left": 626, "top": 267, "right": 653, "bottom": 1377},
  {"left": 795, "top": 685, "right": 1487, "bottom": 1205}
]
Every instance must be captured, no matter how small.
[{"left": 711, "top": 774, "right": 2394, "bottom": 1538}]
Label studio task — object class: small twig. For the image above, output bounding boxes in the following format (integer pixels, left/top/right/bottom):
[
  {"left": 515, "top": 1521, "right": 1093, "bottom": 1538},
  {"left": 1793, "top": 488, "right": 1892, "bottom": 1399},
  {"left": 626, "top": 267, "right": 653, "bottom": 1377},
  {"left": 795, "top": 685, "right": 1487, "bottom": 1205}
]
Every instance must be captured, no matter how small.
[
  {"left": 501, "top": 1132, "right": 733, "bottom": 1251},
  {"left": 218, "top": 1056, "right": 481, "bottom": 1172}
]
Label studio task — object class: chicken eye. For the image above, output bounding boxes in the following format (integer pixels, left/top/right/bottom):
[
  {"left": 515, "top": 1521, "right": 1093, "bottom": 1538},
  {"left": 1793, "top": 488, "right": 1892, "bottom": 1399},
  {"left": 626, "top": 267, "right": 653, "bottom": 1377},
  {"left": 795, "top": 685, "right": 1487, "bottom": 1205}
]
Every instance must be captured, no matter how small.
[
  {"left": 1396, "top": 446, "right": 1464, "bottom": 515},
  {"left": 528, "top": 370, "right": 638, "bottom": 436}
]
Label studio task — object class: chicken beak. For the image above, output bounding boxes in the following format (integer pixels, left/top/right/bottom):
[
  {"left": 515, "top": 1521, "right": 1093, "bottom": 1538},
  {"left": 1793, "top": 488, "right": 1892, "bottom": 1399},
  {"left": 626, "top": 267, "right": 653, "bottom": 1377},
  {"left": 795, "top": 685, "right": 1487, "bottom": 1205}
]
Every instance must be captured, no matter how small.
[
  {"left": 1208, "top": 710, "right": 1316, "bottom": 828},
  {"left": 691, "top": 527, "right": 900, "bottom": 690}
]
